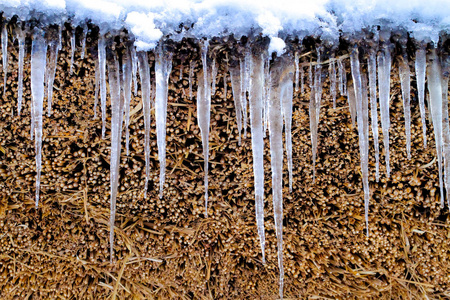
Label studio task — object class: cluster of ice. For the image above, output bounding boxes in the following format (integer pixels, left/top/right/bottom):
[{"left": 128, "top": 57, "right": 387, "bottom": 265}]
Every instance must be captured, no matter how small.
[{"left": 2, "top": 1, "right": 450, "bottom": 298}]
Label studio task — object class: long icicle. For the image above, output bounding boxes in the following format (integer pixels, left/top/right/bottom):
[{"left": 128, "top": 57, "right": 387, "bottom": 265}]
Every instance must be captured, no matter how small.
[
  {"left": 46, "top": 30, "right": 61, "bottom": 116},
  {"left": 108, "top": 53, "right": 124, "bottom": 262},
  {"left": 399, "top": 44, "right": 411, "bottom": 159},
  {"left": 268, "top": 60, "right": 285, "bottom": 299},
  {"left": 441, "top": 54, "right": 450, "bottom": 208},
  {"left": 281, "top": 63, "right": 294, "bottom": 192},
  {"left": 368, "top": 49, "right": 380, "bottom": 181},
  {"left": 69, "top": 27, "right": 75, "bottom": 75},
  {"left": 350, "top": 46, "right": 370, "bottom": 235},
  {"left": 155, "top": 44, "right": 173, "bottom": 199},
  {"left": 31, "top": 30, "right": 47, "bottom": 208},
  {"left": 377, "top": 35, "right": 392, "bottom": 178},
  {"left": 2, "top": 22, "right": 8, "bottom": 96},
  {"left": 198, "top": 40, "right": 211, "bottom": 215},
  {"left": 329, "top": 59, "right": 337, "bottom": 109},
  {"left": 427, "top": 48, "right": 444, "bottom": 207},
  {"left": 17, "top": 27, "right": 25, "bottom": 116},
  {"left": 415, "top": 45, "right": 428, "bottom": 148},
  {"left": 249, "top": 53, "right": 266, "bottom": 263},
  {"left": 137, "top": 51, "right": 152, "bottom": 196}
]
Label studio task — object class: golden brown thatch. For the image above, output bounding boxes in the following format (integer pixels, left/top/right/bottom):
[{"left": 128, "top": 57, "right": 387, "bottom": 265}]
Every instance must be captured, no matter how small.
[{"left": 0, "top": 26, "right": 449, "bottom": 299}]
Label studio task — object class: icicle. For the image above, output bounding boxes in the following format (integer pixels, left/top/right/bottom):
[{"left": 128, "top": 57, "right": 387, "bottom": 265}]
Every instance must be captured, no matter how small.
[
  {"left": 198, "top": 40, "right": 211, "bottom": 215},
  {"left": 338, "top": 58, "right": 347, "bottom": 96},
  {"left": 122, "top": 48, "right": 133, "bottom": 157},
  {"left": 17, "top": 28, "right": 25, "bottom": 116},
  {"left": 441, "top": 54, "right": 450, "bottom": 208},
  {"left": 179, "top": 65, "right": 183, "bottom": 80},
  {"left": 94, "top": 59, "right": 99, "bottom": 119},
  {"left": 98, "top": 37, "right": 107, "bottom": 139},
  {"left": 350, "top": 46, "right": 370, "bottom": 235},
  {"left": 368, "top": 49, "right": 380, "bottom": 181},
  {"left": 427, "top": 48, "right": 444, "bottom": 207},
  {"left": 189, "top": 60, "right": 195, "bottom": 101},
  {"left": 263, "top": 55, "right": 271, "bottom": 137},
  {"left": 137, "top": 51, "right": 152, "bottom": 196},
  {"left": 377, "top": 38, "right": 392, "bottom": 178},
  {"left": 108, "top": 54, "right": 124, "bottom": 262},
  {"left": 281, "top": 65, "right": 294, "bottom": 192},
  {"left": 399, "top": 49, "right": 411, "bottom": 159},
  {"left": 69, "top": 28, "right": 75, "bottom": 75},
  {"left": 300, "top": 65, "right": 304, "bottom": 94},
  {"left": 46, "top": 32, "right": 60, "bottom": 116},
  {"left": 415, "top": 46, "right": 428, "bottom": 148},
  {"left": 155, "top": 45, "right": 173, "bottom": 199},
  {"left": 229, "top": 65, "right": 243, "bottom": 145},
  {"left": 31, "top": 31, "right": 47, "bottom": 208},
  {"left": 329, "top": 59, "right": 337, "bottom": 109},
  {"left": 2, "top": 22, "right": 8, "bottom": 96},
  {"left": 211, "top": 57, "right": 218, "bottom": 96},
  {"left": 223, "top": 61, "right": 228, "bottom": 100},
  {"left": 268, "top": 61, "right": 285, "bottom": 299},
  {"left": 131, "top": 46, "right": 138, "bottom": 96},
  {"left": 240, "top": 55, "right": 249, "bottom": 139},
  {"left": 249, "top": 53, "right": 266, "bottom": 263},
  {"left": 309, "top": 63, "right": 319, "bottom": 181},
  {"left": 80, "top": 25, "right": 87, "bottom": 60},
  {"left": 294, "top": 51, "right": 299, "bottom": 92}
]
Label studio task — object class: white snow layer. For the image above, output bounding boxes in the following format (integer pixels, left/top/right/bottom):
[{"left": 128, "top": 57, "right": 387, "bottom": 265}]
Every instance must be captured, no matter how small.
[{"left": 2, "top": 0, "right": 450, "bottom": 51}]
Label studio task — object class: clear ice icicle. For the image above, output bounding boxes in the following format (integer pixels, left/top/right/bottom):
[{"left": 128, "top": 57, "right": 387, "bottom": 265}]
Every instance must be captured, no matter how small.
[
  {"left": 211, "top": 57, "right": 217, "bottom": 96},
  {"left": 189, "top": 60, "right": 195, "bottom": 101},
  {"left": 31, "top": 31, "right": 47, "bottom": 208},
  {"left": 329, "top": 60, "right": 337, "bottom": 109},
  {"left": 223, "top": 62, "right": 228, "bottom": 100},
  {"left": 268, "top": 61, "right": 285, "bottom": 299},
  {"left": 377, "top": 40, "right": 392, "bottom": 178},
  {"left": 229, "top": 65, "right": 243, "bottom": 145},
  {"left": 155, "top": 45, "right": 173, "bottom": 199},
  {"left": 399, "top": 50, "right": 411, "bottom": 159},
  {"left": 94, "top": 59, "right": 99, "bottom": 119},
  {"left": 2, "top": 22, "right": 8, "bottom": 96},
  {"left": 69, "top": 28, "right": 75, "bottom": 75},
  {"left": 294, "top": 51, "right": 299, "bottom": 92},
  {"left": 198, "top": 41, "right": 211, "bottom": 214},
  {"left": 249, "top": 53, "right": 266, "bottom": 263},
  {"left": 108, "top": 54, "right": 124, "bottom": 262},
  {"left": 46, "top": 32, "right": 60, "bottom": 116},
  {"left": 415, "top": 46, "right": 428, "bottom": 148},
  {"left": 427, "top": 48, "right": 444, "bottom": 207},
  {"left": 281, "top": 65, "right": 294, "bottom": 192},
  {"left": 137, "top": 51, "right": 152, "bottom": 196},
  {"left": 441, "top": 55, "right": 450, "bottom": 207},
  {"left": 368, "top": 50, "right": 380, "bottom": 181},
  {"left": 80, "top": 25, "right": 87, "bottom": 60},
  {"left": 350, "top": 46, "right": 370, "bottom": 235},
  {"left": 131, "top": 46, "right": 138, "bottom": 96},
  {"left": 17, "top": 28, "right": 25, "bottom": 116},
  {"left": 240, "top": 55, "right": 249, "bottom": 139},
  {"left": 122, "top": 48, "right": 133, "bottom": 157},
  {"left": 98, "top": 37, "right": 107, "bottom": 139}
]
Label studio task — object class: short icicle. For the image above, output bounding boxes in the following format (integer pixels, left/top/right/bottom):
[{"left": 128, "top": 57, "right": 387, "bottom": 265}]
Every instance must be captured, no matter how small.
[
  {"left": 399, "top": 43, "right": 411, "bottom": 159},
  {"left": 415, "top": 45, "right": 428, "bottom": 148},
  {"left": 427, "top": 48, "right": 444, "bottom": 206},
  {"left": 17, "top": 27, "right": 25, "bottom": 115},
  {"left": 155, "top": 44, "right": 173, "bottom": 199},
  {"left": 268, "top": 59, "right": 286, "bottom": 299},
  {"left": 249, "top": 53, "right": 266, "bottom": 263},
  {"left": 122, "top": 48, "right": 133, "bottom": 157},
  {"left": 350, "top": 46, "right": 370, "bottom": 235},
  {"left": 131, "top": 46, "right": 138, "bottom": 96},
  {"left": 189, "top": 60, "right": 195, "bottom": 101},
  {"left": 329, "top": 59, "right": 337, "bottom": 109},
  {"left": 80, "top": 25, "right": 87, "bottom": 60},
  {"left": 377, "top": 33, "right": 392, "bottom": 178},
  {"left": 69, "top": 28, "right": 75, "bottom": 75},
  {"left": 31, "top": 30, "right": 47, "bottom": 208},
  {"left": 368, "top": 49, "right": 380, "bottom": 181},
  {"left": 137, "top": 51, "right": 152, "bottom": 196},
  {"left": 108, "top": 54, "right": 124, "bottom": 262},
  {"left": 198, "top": 40, "right": 211, "bottom": 215},
  {"left": 98, "top": 36, "right": 107, "bottom": 139}
]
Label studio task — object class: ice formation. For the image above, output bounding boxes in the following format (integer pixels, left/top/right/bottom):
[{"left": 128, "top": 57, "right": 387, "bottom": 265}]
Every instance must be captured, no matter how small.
[{"left": 1, "top": 0, "right": 450, "bottom": 297}]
